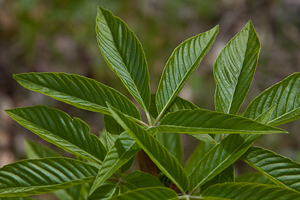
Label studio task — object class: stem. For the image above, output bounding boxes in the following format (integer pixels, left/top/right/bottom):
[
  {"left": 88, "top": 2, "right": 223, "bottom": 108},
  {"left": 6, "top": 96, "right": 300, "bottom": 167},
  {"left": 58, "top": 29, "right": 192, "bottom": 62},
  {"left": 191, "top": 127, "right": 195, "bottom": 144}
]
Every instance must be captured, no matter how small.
[
  {"left": 146, "top": 112, "right": 153, "bottom": 126},
  {"left": 179, "top": 195, "right": 204, "bottom": 200},
  {"left": 127, "top": 115, "right": 150, "bottom": 127}
]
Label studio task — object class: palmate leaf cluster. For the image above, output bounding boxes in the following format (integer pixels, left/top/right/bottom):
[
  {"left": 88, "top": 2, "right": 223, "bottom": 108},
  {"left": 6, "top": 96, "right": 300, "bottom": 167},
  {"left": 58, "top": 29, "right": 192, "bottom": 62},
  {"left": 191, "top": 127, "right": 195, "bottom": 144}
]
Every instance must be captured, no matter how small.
[{"left": 2, "top": 5, "right": 300, "bottom": 200}]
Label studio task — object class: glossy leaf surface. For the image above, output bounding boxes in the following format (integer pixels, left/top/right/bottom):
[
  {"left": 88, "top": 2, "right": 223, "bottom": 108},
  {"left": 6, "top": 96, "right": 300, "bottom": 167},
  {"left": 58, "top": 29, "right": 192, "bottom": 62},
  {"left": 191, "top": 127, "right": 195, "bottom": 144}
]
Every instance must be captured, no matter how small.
[
  {"left": 107, "top": 104, "right": 189, "bottom": 193},
  {"left": 214, "top": 21, "right": 260, "bottom": 114},
  {"left": 109, "top": 187, "right": 178, "bottom": 200},
  {"left": 243, "top": 73, "right": 300, "bottom": 126},
  {"left": 6, "top": 106, "right": 106, "bottom": 165},
  {"left": 96, "top": 6, "right": 150, "bottom": 112},
  {"left": 189, "top": 134, "right": 259, "bottom": 193},
  {"left": 13, "top": 72, "right": 140, "bottom": 119},
  {"left": 242, "top": 146, "right": 300, "bottom": 192},
  {"left": 0, "top": 158, "right": 97, "bottom": 197},
  {"left": 203, "top": 183, "right": 300, "bottom": 200},
  {"left": 90, "top": 131, "right": 140, "bottom": 194},
  {"left": 158, "top": 109, "right": 286, "bottom": 134},
  {"left": 156, "top": 26, "right": 219, "bottom": 118}
]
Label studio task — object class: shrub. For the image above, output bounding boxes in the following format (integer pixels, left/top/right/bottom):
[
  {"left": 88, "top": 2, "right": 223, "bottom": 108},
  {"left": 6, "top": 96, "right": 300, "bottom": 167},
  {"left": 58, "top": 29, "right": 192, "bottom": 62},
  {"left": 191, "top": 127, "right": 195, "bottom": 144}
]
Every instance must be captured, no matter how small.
[{"left": 2, "top": 5, "right": 300, "bottom": 200}]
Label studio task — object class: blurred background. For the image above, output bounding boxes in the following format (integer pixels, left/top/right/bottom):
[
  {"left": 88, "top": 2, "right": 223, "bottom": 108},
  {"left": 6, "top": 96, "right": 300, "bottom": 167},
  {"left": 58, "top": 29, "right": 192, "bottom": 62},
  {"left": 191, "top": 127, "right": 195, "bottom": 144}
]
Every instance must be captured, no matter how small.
[{"left": 0, "top": 0, "right": 300, "bottom": 198}]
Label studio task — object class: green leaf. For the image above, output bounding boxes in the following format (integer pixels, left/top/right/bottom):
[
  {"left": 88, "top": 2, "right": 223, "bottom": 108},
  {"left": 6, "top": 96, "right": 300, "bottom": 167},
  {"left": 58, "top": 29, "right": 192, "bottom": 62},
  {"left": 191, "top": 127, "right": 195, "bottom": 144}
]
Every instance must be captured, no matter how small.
[
  {"left": 235, "top": 173, "right": 274, "bottom": 185},
  {"left": 0, "top": 198, "right": 39, "bottom": 200},
  {"left": 25, "top": 139, "right": 61, "bottom": 159},
  {"left": 243, "top": 73, "right": 300, "bottom": 126},
  {"left": 189, "top": 134, "right": 259, "bottom": 193},
  {"left": 6, "top": 106, "right": 106, "bottom": 165},
  {"left": 107, "top": 103, "right": 189, "bottom": 193},
  {"left": 96, "top": 6, "right": 150, "bottom": 112},
  {"left": 0, "top": 158, "right": 97, "bottom": 197},
  {"left": 156, "top": 132, "right": 183, "bottom": 164},
  {"left": 241, "top": 146, "right": 300, "bottom": 192},
  {"left": 156, "top": 25, "right": 219, "bottom": 119},
  {"left": 214, "top": 21, "right": 260, "bottom": 114},
  {"left": 124, "top": 171, "right": 164, "bottom": 190},
  {"left": 202, "top": 183, "right": 300, "bottom": 200},
  {"left": 104, "top": 115, "right": 124, "bottom": 149},
  {"left": 184, "top": 142, "right": 215, "bottom": 176},
  {"left": 167, "top": 96, "right": 198, "bottom": 112},
  {"left": 88, "top": 182, "right": 118, "bottom": 200},
  {"left": 90, "top": 131, "right": 141, "bottom": 194},
  {"left": 13, "top": 72, "right": 140, "bottom": 119},
  {"left": 109, "top": 187, "right": 178, "bottom": 200},
  {"left": 157, "top": 109, "right": 287, "bottom": 135}
]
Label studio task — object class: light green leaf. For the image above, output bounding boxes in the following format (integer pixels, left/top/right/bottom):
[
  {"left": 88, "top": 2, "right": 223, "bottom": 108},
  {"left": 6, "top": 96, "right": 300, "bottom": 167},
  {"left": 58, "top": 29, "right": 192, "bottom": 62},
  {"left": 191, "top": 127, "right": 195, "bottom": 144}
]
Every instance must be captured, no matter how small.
[
  {"left": 243, "top": 73, "right": 300, "bottom": 126},
  {"left": 214, "top": 21, "right": 260, "bottom": 114},
  {"left": 107, "top": 104, "right": 189, "bottom": 193},
  {"left": 90, "top": 131, "right": 141, "bottom": 194},
  {"left": 96, "top": 6, "right": 150, "bottom": 112},
  {"left": 157, "top": 109, "right": 287, "bottom": 135},
  {"left": 6, "top": 106, "right": 106, "bottom": 165},
  {"left": 25, "top": 139, "right": 61, "bottom": 159},
  {"left": 13, "top": 72, "right": 140, "bottom": 119},
  {"left": 88, "top": 182, "right": 118, "bottom": 200},
  {"left": 156, "top": 132, "right": 183, "bottom": 164},
  {"left": 184, "top": 142, "right": 215, "bottom": 176},
  {"left": 156, "top": 25, "right": 219, "bottom": 119},
  {"left": 124, "top": 171, "right": 164, "bottom": 190},
  {"left": 202, "top": 183, "right": 300, "bottom": 200},
  {"left": 0, "top": 158, "right": 97, "bottom": 197},
  {"left": 241, "top": 146, "right": 300, "bottom": 192},
  {"left": 235, "top": 173, "right": 274, "bottom": 185},
  {"left": 109, "top": 187, "right": 178, "bottom": 200},
  {"left": 189, "top": 134, "right": 259, "bottom": 193}
]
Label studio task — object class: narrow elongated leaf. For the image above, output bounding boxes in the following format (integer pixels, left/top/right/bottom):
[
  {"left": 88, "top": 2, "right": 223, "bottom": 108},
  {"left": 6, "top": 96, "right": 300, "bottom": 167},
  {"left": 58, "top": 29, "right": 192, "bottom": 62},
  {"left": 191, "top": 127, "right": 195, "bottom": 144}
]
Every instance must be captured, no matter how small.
[
  {"left": 0, "top": 158, "right": 97, "bottom": 197},
  {"left": 243, "top": 73, "right": 300, "bottom": 126},
  {"left": 107, "top": 104, "right": 189, "bottom": 193},
  {"left": 189, "top": 134, "right": 259, "bottom": 193},
  {"left": 156, "top": 132, "right": 183, "bottom": 163},
  {"left": 202, "top": 183, "right": 300, "bottom": 200},
  {"left": 96, "top": 6, "right": 150, "bottom": 112},
  {"left": 109, "top": 187, "right": 178, "bottom": 200},
  {"left": 167, "top": 96, "right": 198, "bottom": 112},
  {"left": 90, "top": 131, "right": 141, "bottom": 194},
  {"left": 156, "top": 26, "right": 219, "bottom": 118},
  {"left": 88, "top": 182, "right": 119, "bottom": 200},
  {"left": 124, "top": 171, "right": 164, "bottom": 190},
  {"left": 13, "top": 72, "right": 140, "bottom": 119},
  {"left": 1, "top": 198, "right": 39, "bottom": 200},
  {"left": 214, "top": 21, "right": 260, "bottom": 114},
  {"left": 235, "top": 173, "right": 274, "bottom": 185},
  {"left": 6, "top": 106, "right": 106, "bottom": 165},
  {"left": 184, "top": 142, "right": 215, "bottom": 176},
  {"left": 25, "top": 139, "right": 61, "bottom": 159},
  {"left": 104, "top": 115, "right": 124, "bottom": 149},
  {"left": 157, "top": 109, "right": 286, "bottom": 135},
  {"left": 241, "top": 146, "right": 300, "bottom": 192}
]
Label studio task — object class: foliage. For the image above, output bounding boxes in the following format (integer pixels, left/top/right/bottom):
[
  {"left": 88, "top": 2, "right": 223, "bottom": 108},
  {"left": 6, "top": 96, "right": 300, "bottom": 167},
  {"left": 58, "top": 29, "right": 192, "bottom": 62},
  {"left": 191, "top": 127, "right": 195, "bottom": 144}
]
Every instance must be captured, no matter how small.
[{"left": 2, "top": 5, "right": 300, "bottom": 200}]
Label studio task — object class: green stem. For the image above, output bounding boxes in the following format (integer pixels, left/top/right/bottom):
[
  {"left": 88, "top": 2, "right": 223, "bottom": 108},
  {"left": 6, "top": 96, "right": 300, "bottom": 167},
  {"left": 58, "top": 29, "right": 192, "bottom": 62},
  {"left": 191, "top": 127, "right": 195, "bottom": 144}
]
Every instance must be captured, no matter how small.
[{"left": 146, "top": 112, "right": 153, "bottom": 126}]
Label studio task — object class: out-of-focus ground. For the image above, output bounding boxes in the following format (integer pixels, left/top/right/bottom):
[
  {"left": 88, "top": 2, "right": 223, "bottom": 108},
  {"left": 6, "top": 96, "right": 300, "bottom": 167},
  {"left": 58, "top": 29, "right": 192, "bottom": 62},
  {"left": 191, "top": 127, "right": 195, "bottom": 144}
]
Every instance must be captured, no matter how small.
[{"left": 0, "top": 0, "right": 300, "bottom": 198}]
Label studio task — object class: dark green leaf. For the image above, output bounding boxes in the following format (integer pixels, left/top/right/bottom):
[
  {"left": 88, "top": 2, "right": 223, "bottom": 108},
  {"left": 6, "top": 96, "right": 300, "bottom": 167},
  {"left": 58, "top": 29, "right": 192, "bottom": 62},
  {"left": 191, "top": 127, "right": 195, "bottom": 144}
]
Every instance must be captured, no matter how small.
[
  {"left": 107, "top": 104, "right": 189, "bottom": 193},
  {"left": 242, "top": 146, "right": 300, "bottom": 192},
  {"left": 0, "top": 158, "right": 97, "bottom": 197},
  {"left": 88, "top": 182, "right": 118, "bottom": 200},
  {"left": 24, "top": 139, "right": 61, "bottom": 159},
  {"left": 203, "top": 183, "right": 300, "bottom": 200},
  {"left": 156, "top": 26, "right": 219, "bottom": 118},
  {"left": 243, "top": 73, "right": 300, "bottom": 126},
  {"left": 124, "top": 171, "right": 164, "bottom": 190},
  {"left": 158, "top": 109, "right": 287, "bottom": 135},
  {"left": 6, "top": 106, "right": 106, "bottom": 165},
  {"left": 214, "top": 21, "right": 260, "bottom": 114},
  {"left": 109, "top": 187, "right": 178, "bottom": 200},
  {"left": 13, "top": 72, "right": 140, "bottom": 119},
  {"left": 235, "top": 173, "right": 274, "bottom": 185},
  {"left": 96, "top": 6, "right": 150, "bottom": 112}
]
